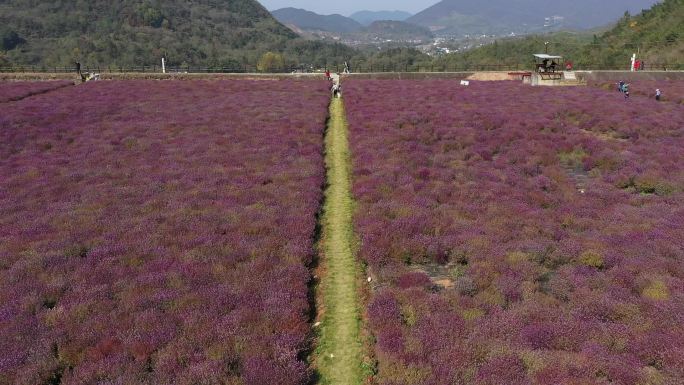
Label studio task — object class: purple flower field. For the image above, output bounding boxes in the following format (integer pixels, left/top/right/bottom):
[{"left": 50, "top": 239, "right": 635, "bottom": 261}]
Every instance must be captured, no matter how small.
[
  {"left": 590, "top": 80, "right": 684, "bottom": 104},
  {"left": 345, "top": 80, "right": 684, "bottom": 384},
  {"left": 0, "top": 80, "right": 329, "bottom": 384},
  {"left": 0, "top": 80, "right": 75, "bottom": 103}
]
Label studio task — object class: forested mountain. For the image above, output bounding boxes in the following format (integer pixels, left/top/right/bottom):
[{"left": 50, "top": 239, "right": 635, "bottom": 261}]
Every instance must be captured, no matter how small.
[
  {"left": 408, "top": 0, "right": 661, "bottom": 37},
  {"left": 0, "top": 0, "right": 355, "bottom": 67},
  {"left": 349, "top": 10, "right": 413, "bottom": 26},
  {"left": 272, "top": 8, "right": 362, "bottom": 34},
  {"left": 434, "top": 0, "right": 683, "bottom": 70}
]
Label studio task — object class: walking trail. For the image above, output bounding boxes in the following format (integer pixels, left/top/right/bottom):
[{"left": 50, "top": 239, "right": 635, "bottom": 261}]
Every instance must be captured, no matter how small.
[{"left": 314, "top": 96, "right": 364, "bottom": 385}]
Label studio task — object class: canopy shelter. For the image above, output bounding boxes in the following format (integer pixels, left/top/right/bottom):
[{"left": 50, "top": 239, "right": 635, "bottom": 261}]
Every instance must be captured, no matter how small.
[
  {"left": 533, "top": 54, "right": 563, "bottom": 73},
  {"left": 533, "top": 53, "right": 564, "bottom": 80}
]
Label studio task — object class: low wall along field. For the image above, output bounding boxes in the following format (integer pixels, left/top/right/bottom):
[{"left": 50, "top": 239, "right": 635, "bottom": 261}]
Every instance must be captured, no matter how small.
[
  {"left": 0, "top": 80, "right": 329, "bottom": 384},
  {"left": 345, "top": 80, "right": 684, "bottom": 385}
]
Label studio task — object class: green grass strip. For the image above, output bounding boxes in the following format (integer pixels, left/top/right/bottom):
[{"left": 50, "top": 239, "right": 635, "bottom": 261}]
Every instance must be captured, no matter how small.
[{"left": 315, "top": 97, "right": 364, "bottom": 385}]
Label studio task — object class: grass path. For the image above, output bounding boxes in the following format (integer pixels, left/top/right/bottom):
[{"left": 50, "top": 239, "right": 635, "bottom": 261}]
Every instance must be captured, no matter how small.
[{"left": 314, "top": 97, "right": 364, "bottom": 385}]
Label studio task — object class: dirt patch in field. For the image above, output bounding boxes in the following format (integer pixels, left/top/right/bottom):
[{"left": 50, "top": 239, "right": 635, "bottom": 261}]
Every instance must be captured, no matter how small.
[
  {"left": 466, "top": 72, "right": 518, "bottom": 81},
  {"left": 580, "top": 129, "right": 630, "bottom": 143},
  {"left": 409, "top": 263, "right": 462, "bottom": 290}
]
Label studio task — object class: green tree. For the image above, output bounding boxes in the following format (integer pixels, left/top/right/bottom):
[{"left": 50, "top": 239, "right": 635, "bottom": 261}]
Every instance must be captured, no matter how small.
[
  {"left": 138, "top": 4, "right": 164, "bottom": 28},
  {"left": 1, "top": 30, "right": 25, "bottom": 51},
  {"left": 257, "top": 52, "right": 285, "bottom": 72}
]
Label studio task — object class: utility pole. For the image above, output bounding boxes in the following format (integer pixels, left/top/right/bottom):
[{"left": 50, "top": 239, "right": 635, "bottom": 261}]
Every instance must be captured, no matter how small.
[{"left": 545, "top": 42, "right": 549, "bottom": 54}]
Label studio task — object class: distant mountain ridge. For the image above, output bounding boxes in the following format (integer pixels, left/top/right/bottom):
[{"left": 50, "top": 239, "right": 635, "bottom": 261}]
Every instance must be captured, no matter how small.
[
  {"left": 271, "top": 8, "right": 431, "bottom": 44},
  {"left": 350, "top": 10, "right": 413, "bottom": 26},
  {"left": 351, "top": 21, "right": 433, "bottom": 43},
  {"left": 272, "top": 7, "right": 362, "bottom": 33},
  {"left": 408, "top": 0, "right": 662, "bottom": 36},
  {"left": 433, "top": 0, "right": 682, "bottom": 70}
]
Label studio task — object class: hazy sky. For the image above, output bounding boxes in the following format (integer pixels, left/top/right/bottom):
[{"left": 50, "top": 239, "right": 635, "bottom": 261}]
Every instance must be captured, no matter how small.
[{"left": 257, "top": 0, "right": 438, "bottom": 16}]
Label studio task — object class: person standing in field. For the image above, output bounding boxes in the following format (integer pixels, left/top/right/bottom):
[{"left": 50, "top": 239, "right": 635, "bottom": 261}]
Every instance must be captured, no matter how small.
[
  {"left": 622, "top": 83, "right": 630, "bottom": 99},
  {"left": 618, "top": 80, "right": 625, "bottom": 93},
  {"left": 655, "top": 88, "right": 661, "bottom": 101}
]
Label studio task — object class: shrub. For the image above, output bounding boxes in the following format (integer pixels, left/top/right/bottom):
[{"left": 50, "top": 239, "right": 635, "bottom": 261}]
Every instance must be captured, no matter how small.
[
  {"left": 643, "top": 280, "right": 670, "bottom": 301},
  {"left": 578, "top": 250, "right": 605, "bottom": 269}
]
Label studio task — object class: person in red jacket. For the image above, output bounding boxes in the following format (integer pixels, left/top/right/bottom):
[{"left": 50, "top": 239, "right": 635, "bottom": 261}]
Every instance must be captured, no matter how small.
[{"left": 325, "top": 69, "right": 331, "bottom": 81}]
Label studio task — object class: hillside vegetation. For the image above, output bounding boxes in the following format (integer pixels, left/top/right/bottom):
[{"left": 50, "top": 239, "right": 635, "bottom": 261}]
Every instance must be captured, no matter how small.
[
  {"left": 584, "top": 0, "right": 684, "bottom": 68},
  {"left": 435, "top": 32, "right": 595, "bottom": 70},
  {"left": 437, "top": 0, "right": 683, "bottom": 70},
  {"left": 0, "top": 0, "right": 355, "bottom": 68}
]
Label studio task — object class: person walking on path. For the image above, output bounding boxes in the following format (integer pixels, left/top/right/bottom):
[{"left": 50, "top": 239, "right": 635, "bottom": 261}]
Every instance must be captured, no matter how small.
[
  {"left": 655, "top": 88, "right": 662, "bottom": 101},
  {"left": 331, "top": 83, "right": 342, "bottom": 98},
  {"left": 618, "top": 80, "right": 625, "bottom": 93},
  {"left": 325, "top": 69, "right": 331, "bottom": 81}
]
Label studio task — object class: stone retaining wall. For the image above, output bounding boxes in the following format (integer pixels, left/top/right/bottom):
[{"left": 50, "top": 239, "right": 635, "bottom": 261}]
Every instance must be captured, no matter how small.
[
  {"left": 575, "top": 71, "right": 684, "bottom": 82},
  {"left": 2, "top": 71, "right": 683, "bottom": 82}
]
